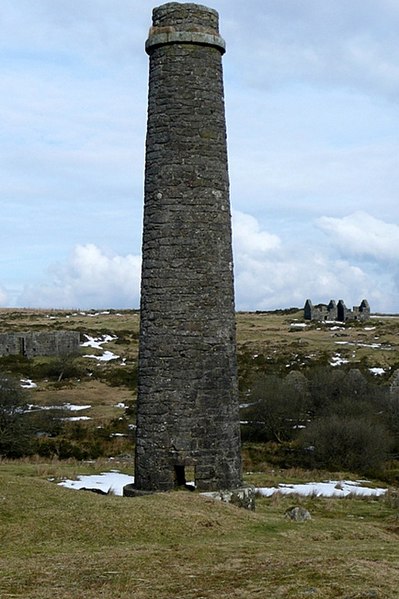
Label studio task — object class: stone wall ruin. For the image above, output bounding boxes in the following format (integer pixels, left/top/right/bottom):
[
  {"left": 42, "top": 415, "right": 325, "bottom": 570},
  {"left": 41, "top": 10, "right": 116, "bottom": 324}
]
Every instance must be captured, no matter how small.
[
  {"left": 304, "top": 299, "right": 370, "bottom": 323},
  {"left": 0, "top": 331, "right": 80, "bottom": 359}
]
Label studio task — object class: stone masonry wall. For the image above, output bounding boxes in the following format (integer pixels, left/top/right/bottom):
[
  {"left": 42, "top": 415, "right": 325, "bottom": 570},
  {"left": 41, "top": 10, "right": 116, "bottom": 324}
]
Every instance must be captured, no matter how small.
[
  {"left": 0, "top": 331, "right": 80, "bottom": 358},
  {"left": 135, "top": 3, "right": 242, "bottom": 492},
  {"left": 304, "top": 299, "right": 370, "bottom": 322}
]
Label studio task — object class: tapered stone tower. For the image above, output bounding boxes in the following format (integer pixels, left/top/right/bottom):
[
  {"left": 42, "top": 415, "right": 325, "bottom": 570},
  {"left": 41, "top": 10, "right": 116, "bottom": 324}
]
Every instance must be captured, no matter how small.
[{"left": 135, "top": 2, "right": 242, "bottom": 492}]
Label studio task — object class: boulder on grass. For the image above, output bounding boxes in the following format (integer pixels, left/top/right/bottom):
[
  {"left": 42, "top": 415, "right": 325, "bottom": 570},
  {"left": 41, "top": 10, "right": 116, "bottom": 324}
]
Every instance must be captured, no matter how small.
[{"left": 285, "top": 506, "right": 311, "bottom": 521}]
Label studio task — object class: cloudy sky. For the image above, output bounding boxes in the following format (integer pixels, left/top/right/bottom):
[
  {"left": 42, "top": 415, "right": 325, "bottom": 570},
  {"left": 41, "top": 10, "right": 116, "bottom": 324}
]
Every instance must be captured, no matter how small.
[{"left": 1, "top": 0, "right": 399, "bottom": 312}]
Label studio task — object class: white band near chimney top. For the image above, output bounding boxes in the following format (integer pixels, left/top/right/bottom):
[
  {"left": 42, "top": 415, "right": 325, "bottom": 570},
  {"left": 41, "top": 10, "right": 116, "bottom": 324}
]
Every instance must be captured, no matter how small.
[{"left": 146, "top": 31, "right": 226, "bottom": 54}]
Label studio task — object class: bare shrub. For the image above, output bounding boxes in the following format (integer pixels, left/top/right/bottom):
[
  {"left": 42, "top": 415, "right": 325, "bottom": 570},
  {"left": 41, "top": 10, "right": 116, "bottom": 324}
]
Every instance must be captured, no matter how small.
[
  {"left": 300, "top": 415, "right": 391, "bottom": 475},
  {"left": 0, "top": 373, "right": 32, "bottom": 457},
  {"left": 241, "top": 373, "right": 310, "bottom": 443}
]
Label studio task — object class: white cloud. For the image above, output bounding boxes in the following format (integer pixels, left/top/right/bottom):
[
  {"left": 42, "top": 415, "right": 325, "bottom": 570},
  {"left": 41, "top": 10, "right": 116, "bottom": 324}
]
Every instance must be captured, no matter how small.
[
  {"left": 317, "top": 212, "right": 399, "bottom": 261},
  {"left": 1, "top": 1, "right": 399, "bottom": 314},
  {"left": 232, "top": 211, "right": 397, "bottom": 313},
  {"left": 226, "top": 0, "right": 399, "bottom": 99},
  {"left": 13, "top": 211, "right": 399, "bottom": 314},
  {"left": 19, "top": 244, "right": 141, "bottom": 309},
  {"left": 232, "top": 211, "right": 280, "bottom": 254}
]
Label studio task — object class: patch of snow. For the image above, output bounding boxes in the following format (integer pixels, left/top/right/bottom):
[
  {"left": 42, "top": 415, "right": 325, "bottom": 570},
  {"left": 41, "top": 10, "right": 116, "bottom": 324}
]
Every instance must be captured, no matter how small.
[
  {"left": 369, "top": 367, "right": 385, "bottom": 376},
  {"left": 57, "top": 473, "right": 387, "bottom": 500},
  {"left": 359, "top": 342, "right": 384, "bottom": 349},
  {"left": 115, "top": 402, "right": 126, "bottom": 409},
  {"left": 330, "top": 354, "right": 349, "bottom": 367},
  {"left": 257, "top": 480, "right": 387, "bottom": 498},
  {"left": 290, "top": 323, "right": 307, "bottom": 329},
  {"left": 335, "top": 340, "right": 389, "bottom": 350},
  {"left": 58, "top": 471, "right": 134, "bottom": 496},
  {"left": 364, "top": 326, "right": 376, "bottom": 331},
  {"left": 81, "top": 334, "right": 117, "bottom": 349},
  {"left": 66, "top": 403, "right": 91, "bottom": 411},
  {"left": 20, "top": 379, "right": 37, "bottom": 389},
  {"left": 84, "top": 350, "right": 119, "bottom": 362},
  {"left": 26, "top": 403, "right": 91, "bottom": 412},
  {"left": 62, "top": 416, "right": 92, "bottom": 422}
]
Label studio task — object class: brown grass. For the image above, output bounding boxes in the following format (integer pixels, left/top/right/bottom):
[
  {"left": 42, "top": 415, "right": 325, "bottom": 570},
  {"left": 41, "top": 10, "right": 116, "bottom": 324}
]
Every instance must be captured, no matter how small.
[
  {"left": 1, "top": 466, "right": 399, "bottom": 598},
  {"left": 1, "top": 309, "right": 399, "bottom": 596}
]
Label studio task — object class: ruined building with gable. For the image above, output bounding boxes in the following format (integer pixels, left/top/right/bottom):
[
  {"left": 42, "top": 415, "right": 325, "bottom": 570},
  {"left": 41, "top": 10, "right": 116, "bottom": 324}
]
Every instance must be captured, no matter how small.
[{"left": 304, "top": 299, "right": 370, "bottom": 323}]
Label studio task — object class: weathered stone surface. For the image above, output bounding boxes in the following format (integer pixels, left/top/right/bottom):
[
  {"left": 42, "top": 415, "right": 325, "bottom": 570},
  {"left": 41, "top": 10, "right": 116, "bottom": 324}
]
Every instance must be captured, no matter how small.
[
  {"left": 0, "top": 331, "right": 80, "bottom": 358},
  {"left": 284, "top": 506, "right": 312, "bottom": 522},
  {"left": 201, "top": 486, "right": 256, "bottom": 510},
  {"left": 134, "top": 3, "right": 242, "bottom": 493}
]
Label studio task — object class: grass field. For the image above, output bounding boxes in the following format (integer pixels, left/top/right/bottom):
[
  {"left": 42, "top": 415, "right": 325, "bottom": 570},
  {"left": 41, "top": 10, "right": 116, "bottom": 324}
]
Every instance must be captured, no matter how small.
[
  {"left": 1, "top": 308, "right": 399, "bottom": 597},
  {"left": 1, "top": 460, "right": 399, "bottom": 598}
]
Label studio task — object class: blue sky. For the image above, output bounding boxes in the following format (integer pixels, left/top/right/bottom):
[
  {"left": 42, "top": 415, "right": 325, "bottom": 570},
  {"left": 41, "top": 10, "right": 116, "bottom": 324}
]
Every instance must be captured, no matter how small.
[{"left": 1, "top": 0, "right": 399, "bottom": 312}]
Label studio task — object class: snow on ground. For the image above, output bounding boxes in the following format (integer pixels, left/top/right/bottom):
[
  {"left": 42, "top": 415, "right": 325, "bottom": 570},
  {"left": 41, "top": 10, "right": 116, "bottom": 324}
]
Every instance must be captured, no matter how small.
[
  {"left": 46, "top": 403, "right": 91, "bottom": 411},
  {"left": 58, "top": 471, "right": 134, "bottom": 495},
  {"left": 65, "top": 403, "right": 91, "bottom": 411},
  {"left": 335, "top": 340, "right": 391, "bottom": 350},
  {"left": 369, "top": 367, "right": 386, "bottom": 376},
  {"left": 329, "top": 354, "right": 349, "bottom": 367},
  {"left": 258, "top": 480, "right": 387, "bottom": 498},
  {"left": 81, "top": 334, "right": 120, "bottom": 361},
  {"left": 58, "top": 473, "right": 387, "bottom": 498},
  {"left": 26, "top": 403, "right": 91, "bottom": 414},
  {"left": 20, "top": 379, "right": 37, "bottom": 389},
  {"left": 81, "top": 334, "right": 117, "bottom": 350},
  {"left": 84, "top": 350, "right": 120, "bottom": 362}
]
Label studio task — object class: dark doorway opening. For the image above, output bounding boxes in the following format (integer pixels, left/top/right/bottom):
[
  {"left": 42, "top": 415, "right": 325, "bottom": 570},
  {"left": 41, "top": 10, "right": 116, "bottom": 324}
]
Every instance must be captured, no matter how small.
[
  {"left": 19, "top": 337, "right": 26, "bottom": 357},
  {"left": 174, "top": 465, "right": 186, "bottom": 487}
]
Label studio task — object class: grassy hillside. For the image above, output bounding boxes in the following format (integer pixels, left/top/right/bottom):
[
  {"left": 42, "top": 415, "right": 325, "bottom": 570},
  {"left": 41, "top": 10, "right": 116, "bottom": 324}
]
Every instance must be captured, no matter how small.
[
  {"left": 1, "top": 308, "right": 399, "bottom": 596},
  {"left": 1, "top": 461, "right": 399, "bottom": 599},
  {"left": 1, "top": 307, "right": 398, "bottom": 462},
  {"left": 1, "top": 308, "right": 399, "bottom": 397},
  {"left": 236, "top": 310, "right": 399, "bottom": 375}
]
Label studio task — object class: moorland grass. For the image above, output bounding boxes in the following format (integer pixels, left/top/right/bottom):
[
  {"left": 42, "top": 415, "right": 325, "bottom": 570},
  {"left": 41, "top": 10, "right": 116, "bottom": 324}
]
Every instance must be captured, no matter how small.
[
  {"left": 1, "top": 309, "right": 399, "bottom": 596},
  {"left": 1, "top": 461, "right": 399, "bottom": 598}
]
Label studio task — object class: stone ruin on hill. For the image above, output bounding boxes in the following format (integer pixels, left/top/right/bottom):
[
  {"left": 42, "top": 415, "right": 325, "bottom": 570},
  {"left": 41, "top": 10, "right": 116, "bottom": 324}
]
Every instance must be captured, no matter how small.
[
  {"left": 304, "top": 299, "right": 370, "bottom": 323},
  {"left": 0, "top": 331, "right": 80, "bottom": 359}
]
